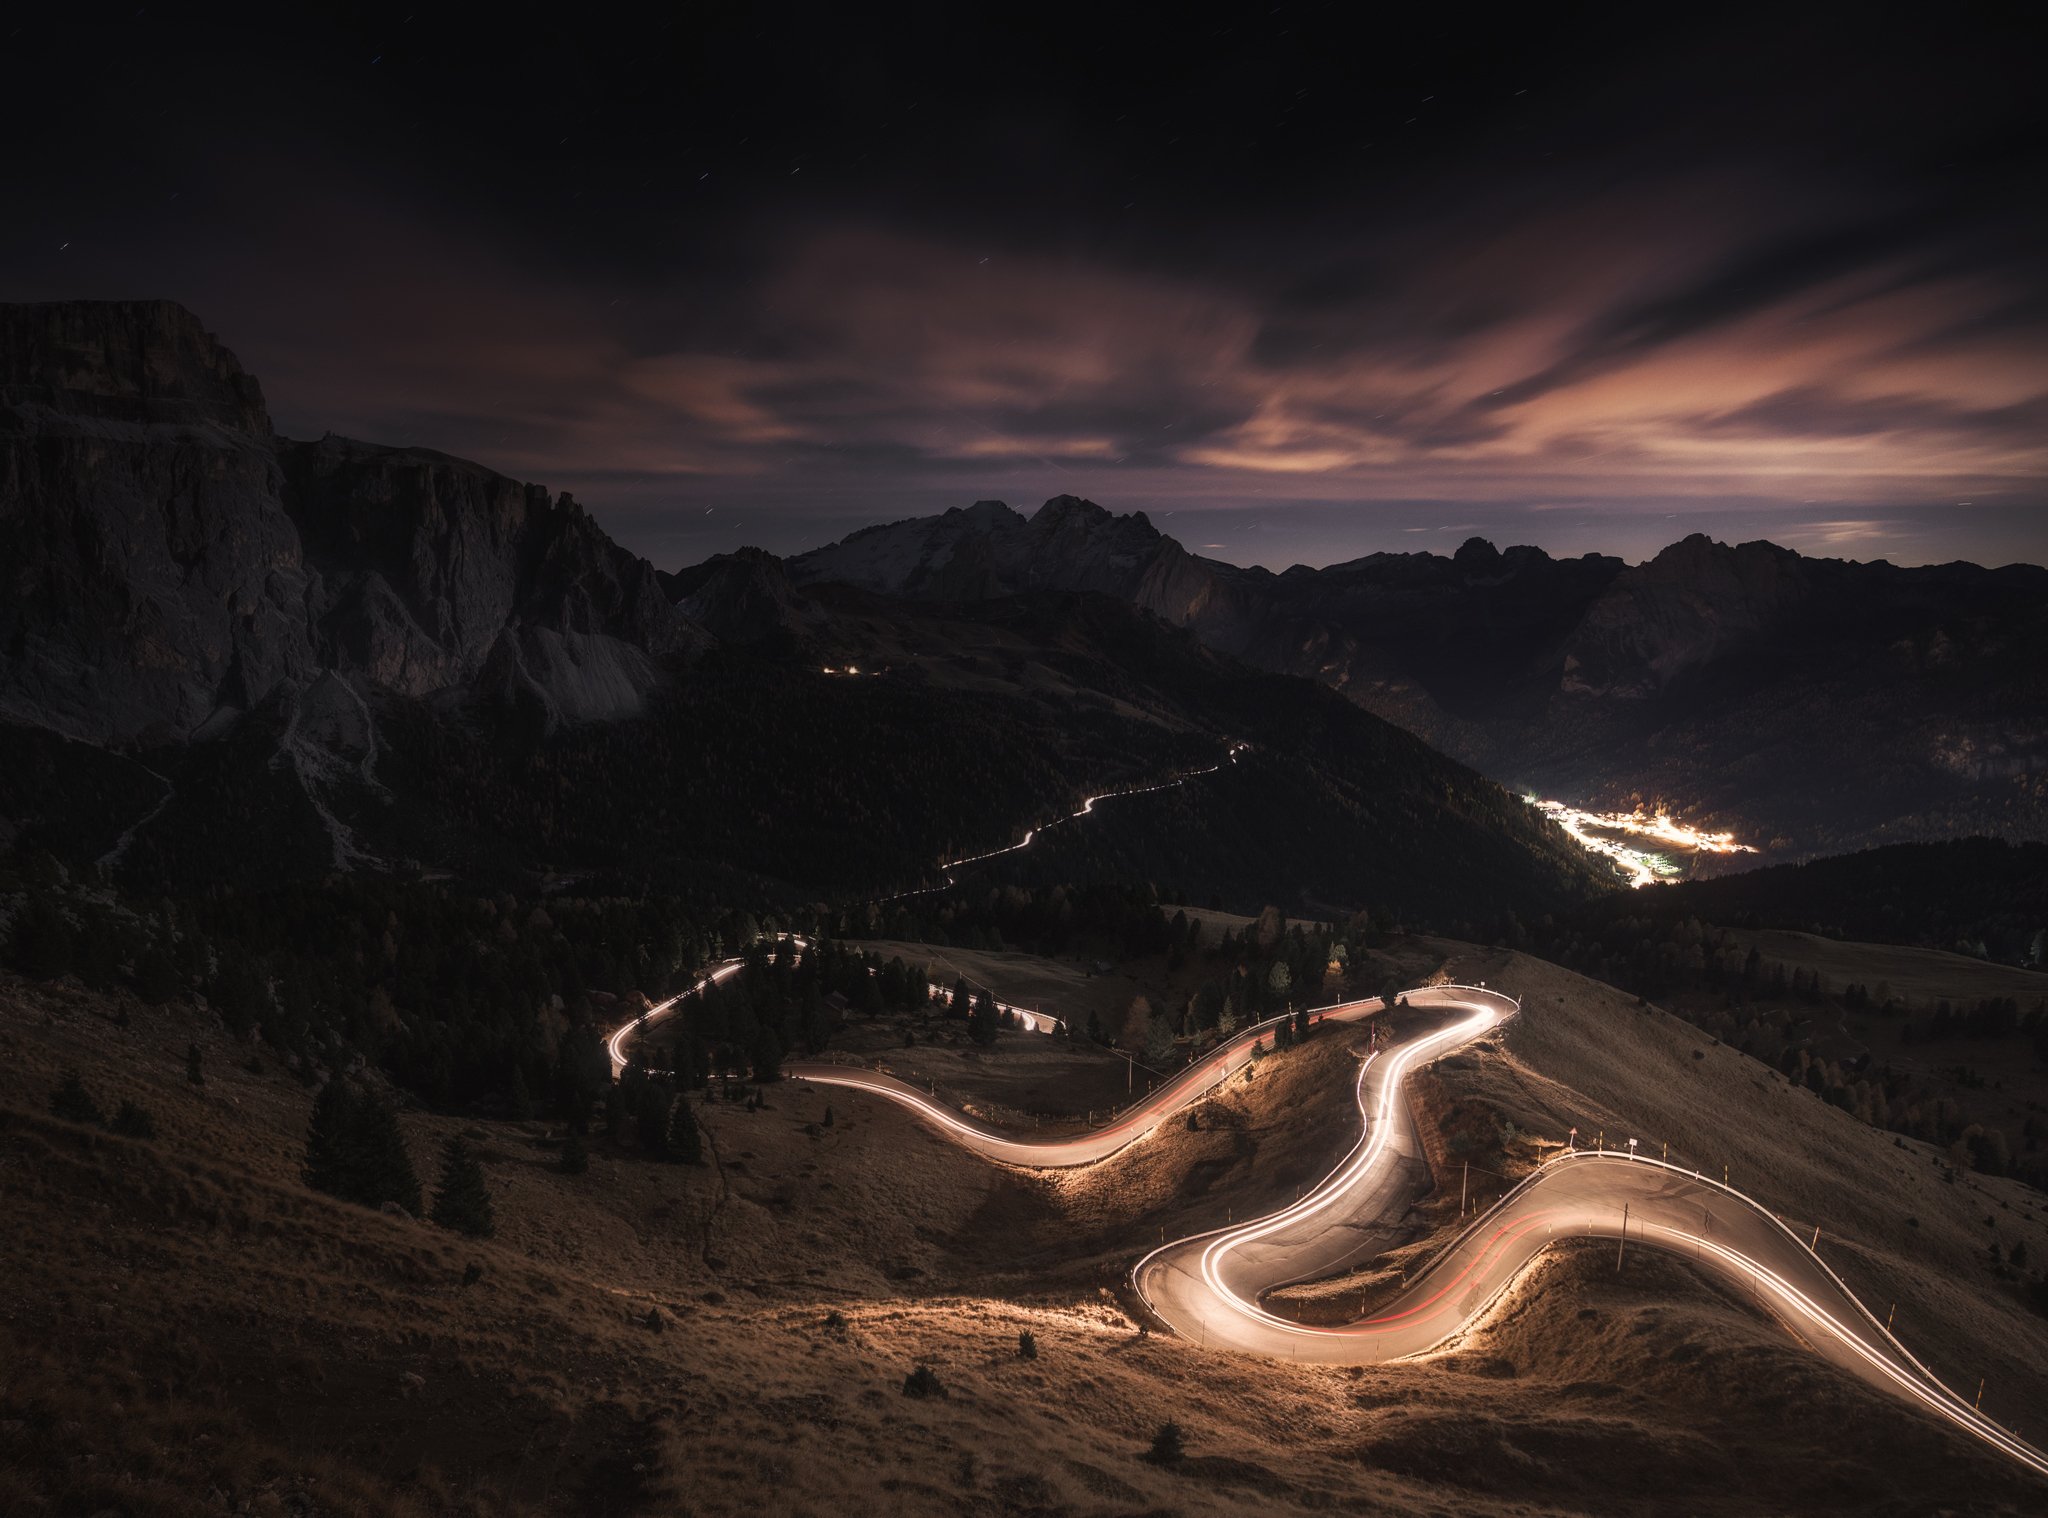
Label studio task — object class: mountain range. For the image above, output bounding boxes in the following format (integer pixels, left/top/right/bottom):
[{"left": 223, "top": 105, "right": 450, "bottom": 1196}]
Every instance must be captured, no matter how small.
[
  {"left": 0, "top": 301, "right": 1602, "bottom": 919},
  {"left": 787, "top": 498, "right": 2048, "bottom": 860},
  {"left": 0, "top": 300, "right": 706, "bottom": 747}
]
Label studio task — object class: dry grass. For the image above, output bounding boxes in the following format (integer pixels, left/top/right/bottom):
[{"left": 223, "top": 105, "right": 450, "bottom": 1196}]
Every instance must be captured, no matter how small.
[
  {"left": 1413, "top": 939, "right": 2048, "bottom": 1441},
  {"left": 4, "top": 955, "right": 2046, "bottom": 1516},
  {"left": 1727, "top": 929, "right": 2048, "bottom": 1011}
]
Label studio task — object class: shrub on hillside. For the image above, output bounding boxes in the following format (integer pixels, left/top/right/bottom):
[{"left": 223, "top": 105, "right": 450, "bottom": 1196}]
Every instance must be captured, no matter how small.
[
  {"left": 1148, "top": 1420, "right": 1186, "bottom": 1465},
  {"left": 902, "top": 1365, "right": 946, "bottom": 1399}
]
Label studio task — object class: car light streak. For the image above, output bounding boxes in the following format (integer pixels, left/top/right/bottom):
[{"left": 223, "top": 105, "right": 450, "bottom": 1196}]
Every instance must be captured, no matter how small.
[
  {"left": 876, "top": 742, "right": 1247, "bottom": 902},
  {"left": 782, "top": 979, "right": 2048, "bottom": 1479},
  {"left": 606, "top": 936, "right": 1071, "bottom": 1077}
]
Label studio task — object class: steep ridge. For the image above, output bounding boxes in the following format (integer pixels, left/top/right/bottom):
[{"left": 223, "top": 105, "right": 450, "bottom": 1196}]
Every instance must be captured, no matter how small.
[
  {"left": 0, "top": 300, "right": 707, "bottom": 744},
  {"left": 0, "top": 300, "right": 318, "bottom": 743},
  {"left": 657, "top": 546, "right": 825, "bottom": 645}
]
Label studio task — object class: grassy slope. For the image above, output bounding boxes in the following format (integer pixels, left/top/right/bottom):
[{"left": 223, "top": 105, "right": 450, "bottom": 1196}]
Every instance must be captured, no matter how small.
[
  {"left": 1416, "top": 940, "right": 2048, "bottom": 1439},
  {"left": 5, "top": 959, "right": 2046, "bottom": 1517}
]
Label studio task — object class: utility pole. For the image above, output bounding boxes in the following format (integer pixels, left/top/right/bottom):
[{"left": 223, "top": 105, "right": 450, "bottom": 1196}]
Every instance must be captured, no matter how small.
[
  {"left": 1887, "top": 1303, "right": 1896, "bottom": 1331},
  {"left": 1811, "top": 1223, "right": 1821, "bottom": 1251},
  {"left": 1976, "top": 1379, "right": 1985, "bottom": 1411},
  {"left": 1616, "top": 1203, "right": 1629, "bottom": 1272},
  {"left": 1460, "top": 1161, "right": 1468, "bottom": 1217}
]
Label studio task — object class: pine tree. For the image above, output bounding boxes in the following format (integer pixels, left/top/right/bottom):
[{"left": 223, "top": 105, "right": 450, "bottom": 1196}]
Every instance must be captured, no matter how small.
[
  {"left": 751, "top": 1020, "right": 786, "bottom": 1082},
  {"left": 968, "top": 990, "right": 1001, "bottom": 1046},
  {"left": 354, "top": 1092, "right": 422, "bottom": 1214},
  {"left": 431, "top": 1137, "right": 495, "bottom": 1238},
  {"left": 51, "top": 1068, "right": 103, "bottom": 1126},
  {"left": 669, "top": 1096, "right": 703, "bottom": 1164},
  {"left": 186, "top": 1042, "right": 205, "bottom": 1086},
  {"left": 304, "top": 1079, "right": 359, "bottom": 1198},
  {"left": 559, "top": 1132, "right": 589, "bottom": 1175},
  {"left": 639, "top": 1085, "right": 673, "bottom": 1158},
  {"left": 1143, "top": 1012, "right": 1176, "bottom": 1066}
]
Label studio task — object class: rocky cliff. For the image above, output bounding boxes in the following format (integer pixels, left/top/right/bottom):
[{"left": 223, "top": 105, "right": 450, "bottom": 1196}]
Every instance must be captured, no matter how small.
[
  {"left": 0, "top": 301, "right": 316, "bottom": 742},
  {"left": 0, "top": 301, "right": 706, "bottom": 744}
]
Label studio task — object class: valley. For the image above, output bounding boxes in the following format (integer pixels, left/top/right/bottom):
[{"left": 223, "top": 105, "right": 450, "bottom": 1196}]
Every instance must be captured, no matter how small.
[
  {"left": 1528, "top": 796, "right": 1761, "bottom": 887},
  {"left": 2, "top": 297, "right": 2044, "bottom": 1517}
]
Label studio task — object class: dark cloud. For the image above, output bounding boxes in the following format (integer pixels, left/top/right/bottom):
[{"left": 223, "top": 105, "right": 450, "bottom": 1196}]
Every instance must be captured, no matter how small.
[{"left": 3, "top": 6, "right": 2043, "bottom": 569}]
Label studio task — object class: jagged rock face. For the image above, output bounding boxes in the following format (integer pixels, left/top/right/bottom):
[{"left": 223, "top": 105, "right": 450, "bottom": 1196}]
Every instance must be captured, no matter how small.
[
  {"left": 281, "top": 436, "right": 704, "bottom": 720},
  {"left": 659, "top": 546, "right": 822, "bottom": 644},
  {"left": 788, "top": 495, "right": 1193, "bottom": 604},
  {"left": 0, "top": 301, "right": 317, "bottom": 742},
  {"left": 0, "top": 297, "right": 272, "bottom": 434},
  {"left": 1561, "top": 535, "right": 1810, "bottom": 698},
  {"left": 0, "top": 300, "right": 705, "bottom": 743}
]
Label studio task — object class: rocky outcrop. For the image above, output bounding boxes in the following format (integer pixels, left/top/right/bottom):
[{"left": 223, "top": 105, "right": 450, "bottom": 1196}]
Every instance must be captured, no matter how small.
[
  {"left": 0, "top": 301, "right": 706, "bottom": 743},
  {"left": 282, "top": 435, "right": 704, "bottom": 720},
  {"left": 659, "top": 546, "right": 823, "bottom": 644},
  {"left": 1560, "top": 535, "right": 1809, "bottom": 698},
  {"left": 0, "top": 301, "right": 317, "bottom": 742}
]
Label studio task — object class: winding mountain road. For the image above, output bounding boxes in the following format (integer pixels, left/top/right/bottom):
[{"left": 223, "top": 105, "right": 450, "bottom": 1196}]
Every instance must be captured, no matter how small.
[
  {"left": 792, "top": 984, "right": 2046, "bottom": 1479},
  {"left": 605, "top": 949, "right": 2046, "bottom": 1479}
]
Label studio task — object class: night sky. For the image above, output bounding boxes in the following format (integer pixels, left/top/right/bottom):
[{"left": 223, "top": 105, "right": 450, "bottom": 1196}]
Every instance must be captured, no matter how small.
[{"left": 7, "top": 5, "right": 2045, "bottom": 571}]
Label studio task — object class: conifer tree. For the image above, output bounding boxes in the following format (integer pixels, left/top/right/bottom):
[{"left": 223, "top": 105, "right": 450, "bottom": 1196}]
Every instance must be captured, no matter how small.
[
  {"left": 1143, "top": 1012, "right": 1176, "bottom": 1066},
  {"left": 431, "top": 1137, "right": 495, "bottom": 1238},
  {"left": 638, "top": 1085, "right": 673, "bottom": 1158},
  {"left": 669, "top": 1096, "right": 704, "bottom": 1165},
  {"left": 304, "top": 1082, "right": 421, "bottom": 1214},
  {"left": 969, "top": 989, "right": 1001, "bottom": 1045},
  {"left": 358, "top": 1095, "right": 422, "bottom": 1212},
  {"left": 303, "top": 1079, "right": 359, "bottom": 1198}
]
